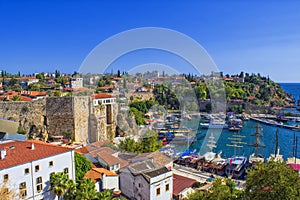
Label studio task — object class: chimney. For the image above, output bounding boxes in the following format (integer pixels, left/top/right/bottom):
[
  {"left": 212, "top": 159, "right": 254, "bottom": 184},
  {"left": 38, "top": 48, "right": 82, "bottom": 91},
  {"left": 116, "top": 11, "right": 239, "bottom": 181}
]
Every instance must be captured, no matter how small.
[
  {"left": 31, "top": 143, "right": 35, "bottom": 150},
  {"left": 0, "top": 149, "right": 6, "bottom": 160}
]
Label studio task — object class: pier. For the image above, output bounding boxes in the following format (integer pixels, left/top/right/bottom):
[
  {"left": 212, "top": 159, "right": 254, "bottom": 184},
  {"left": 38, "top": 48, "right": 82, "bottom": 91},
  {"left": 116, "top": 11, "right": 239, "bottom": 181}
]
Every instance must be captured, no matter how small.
[{"left": 249, "top": 116, "right": 300, "bottom": 130}]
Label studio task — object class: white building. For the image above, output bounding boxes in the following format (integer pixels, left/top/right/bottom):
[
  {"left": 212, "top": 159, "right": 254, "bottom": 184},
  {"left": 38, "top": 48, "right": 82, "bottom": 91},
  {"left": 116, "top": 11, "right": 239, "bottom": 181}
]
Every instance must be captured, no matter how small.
[
  {"left": 119, "top": 160, "right": 173, "bottom": 200},
  {"left": 70, "top": 77, "right": 83, "bottom": 89},
  {"left": 91, "top": 93, "right": 116, "bottom": 106},
  {"left": 0, "top": 140, "right": 75, "bottom": 200},
  {"left": 84, "top": 167, "right": 120, "bottom": 193}
]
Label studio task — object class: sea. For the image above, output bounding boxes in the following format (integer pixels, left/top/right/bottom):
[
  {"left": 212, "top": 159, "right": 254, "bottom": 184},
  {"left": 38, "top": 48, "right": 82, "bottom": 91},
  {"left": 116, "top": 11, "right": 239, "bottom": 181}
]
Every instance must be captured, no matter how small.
[{"left": 183, "top": 83, "right": 300, "bottom": 160}]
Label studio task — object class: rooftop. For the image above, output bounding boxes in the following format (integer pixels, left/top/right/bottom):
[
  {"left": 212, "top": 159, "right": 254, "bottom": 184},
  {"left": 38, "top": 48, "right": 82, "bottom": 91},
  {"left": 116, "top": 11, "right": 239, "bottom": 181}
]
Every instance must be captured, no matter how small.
[
  {"left": 0, "top": 140, "right": 72, "bottom": 170},
  {"left": 173, "top": 174, "right": 198, "bottom": 197}
]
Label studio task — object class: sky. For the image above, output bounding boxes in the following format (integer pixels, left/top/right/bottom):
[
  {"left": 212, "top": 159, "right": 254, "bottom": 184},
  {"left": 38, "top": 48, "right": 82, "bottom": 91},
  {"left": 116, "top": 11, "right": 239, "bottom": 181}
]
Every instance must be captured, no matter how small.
[{"left": 1, "top": 0, "right": 300, "bottom": 82}]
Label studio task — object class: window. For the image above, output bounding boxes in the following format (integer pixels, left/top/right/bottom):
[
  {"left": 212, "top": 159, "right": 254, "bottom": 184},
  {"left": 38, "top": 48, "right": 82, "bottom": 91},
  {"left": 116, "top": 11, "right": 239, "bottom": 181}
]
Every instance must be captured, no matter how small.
[
  {"left": 35, "top": 165, "right": 40, "bottom": 172},
  {"left": 64, "top": 167, "right": 69, "bottom": 174},
  {"left": 165, "top": 184, "right": 170, "bottom": 192},
  {"left": 49, "top": 161, "right": 53, "bottom": 167},
  {"left": 24, "top": 168, "right": 30, "bottom": 175},
  {"left": 36, "top": 177, "right": 43, "bottom": 192},
  {"left": 64, "top": 168, "right": 69, "bottom": 178},
  {"left": 19, "top": 182, "right": 27, "bottom": 198},
  {"left": 3, "top": 174, "right": 8, "bottom": 182},
  {"left": 156, "top": 187, "right": 161, "bottom": 196}
]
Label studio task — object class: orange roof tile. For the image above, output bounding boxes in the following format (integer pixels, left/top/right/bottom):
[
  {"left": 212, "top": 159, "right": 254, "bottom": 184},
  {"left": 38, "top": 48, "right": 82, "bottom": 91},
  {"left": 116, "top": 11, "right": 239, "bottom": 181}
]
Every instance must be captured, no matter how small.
[
  {"left": 0, "top": 141, "right": 72, "bottom": 170},
  {"left": 84, "top": 168, "right": 102, "bottom": 182},
  {"left": 173, "top": 174, "right": 198, "bottom": 196},
  {"left": 92, "top": 167, "right": 118, "bottom": 176},
  {"left": 91, "top": 93, "right": 112, "bottom": 99}
]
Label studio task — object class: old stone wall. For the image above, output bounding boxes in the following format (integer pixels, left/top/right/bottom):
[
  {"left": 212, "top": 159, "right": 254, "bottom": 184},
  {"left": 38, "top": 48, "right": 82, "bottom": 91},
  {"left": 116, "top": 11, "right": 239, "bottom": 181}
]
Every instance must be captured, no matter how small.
[
  {"left": 46, "top": 97, "right": 75, "bottom": 139},
  {"left": 0, "top": 96, "right": 117, "bottom": 143},
  {"left": 0, "top": 100, "right": 46, "bottom": 135}
]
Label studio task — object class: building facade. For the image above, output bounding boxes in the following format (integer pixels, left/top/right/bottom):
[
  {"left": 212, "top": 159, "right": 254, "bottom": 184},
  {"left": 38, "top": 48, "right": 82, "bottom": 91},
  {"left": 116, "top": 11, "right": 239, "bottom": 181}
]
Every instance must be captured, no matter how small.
[
  {"left": 119, "top": 160, "right": 173, "bottom": 200},
  {"left": 0, "top": 140, "right": 75, "bottom": 200}
]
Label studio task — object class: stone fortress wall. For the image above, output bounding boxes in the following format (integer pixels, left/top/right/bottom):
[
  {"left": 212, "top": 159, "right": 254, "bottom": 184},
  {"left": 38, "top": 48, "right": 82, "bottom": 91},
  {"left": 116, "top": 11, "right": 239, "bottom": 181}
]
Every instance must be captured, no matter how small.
[{"left": 0, "top": 96, "right": 117, "bottom": 144}]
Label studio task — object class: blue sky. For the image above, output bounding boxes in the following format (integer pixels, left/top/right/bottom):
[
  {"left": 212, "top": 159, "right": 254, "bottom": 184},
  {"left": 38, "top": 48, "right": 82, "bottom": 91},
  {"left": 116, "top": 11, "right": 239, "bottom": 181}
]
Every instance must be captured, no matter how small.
[{"left": 1, "top": 0, "right": 300, "bottom": 82}]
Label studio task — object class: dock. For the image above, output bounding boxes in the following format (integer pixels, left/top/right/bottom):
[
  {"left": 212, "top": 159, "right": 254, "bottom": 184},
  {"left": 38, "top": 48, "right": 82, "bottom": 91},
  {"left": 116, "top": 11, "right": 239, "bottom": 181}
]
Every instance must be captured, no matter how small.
[{"left": 250, "top": 117, "right": 300, "bottom": 130}]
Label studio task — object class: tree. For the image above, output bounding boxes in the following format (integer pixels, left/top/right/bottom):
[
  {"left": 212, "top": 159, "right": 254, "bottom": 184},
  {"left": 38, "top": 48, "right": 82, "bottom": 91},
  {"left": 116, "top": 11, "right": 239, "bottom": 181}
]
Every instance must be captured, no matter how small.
[
  {"left": 50, "top": 172, "right": 76, "bottom": 200},
  {"left": 75, "top": 152, "right": 92, "bottom": 181},
  {"left": 245, "top": 161, "right": 300, "bottom": 200},
  {"left": 140, "top": 129, "right": 162, "bottom": 153},
  {"left": 28, "top": 83, "right": 41, "bottom": 91},
  {"left": 54, "top": 90, "right": 61, "bottom": 97},
  {"left": 11, "top": 95, "right": 21, "bottom": 101},
  {"left": 188, "top": 178, "right": 243, "bottom": 200},
  {"left": 0, "top": 183, "right": 16, "bottom": 200},
  {"left": 70, "top": 179, "right": 98, "bottom": 200}
]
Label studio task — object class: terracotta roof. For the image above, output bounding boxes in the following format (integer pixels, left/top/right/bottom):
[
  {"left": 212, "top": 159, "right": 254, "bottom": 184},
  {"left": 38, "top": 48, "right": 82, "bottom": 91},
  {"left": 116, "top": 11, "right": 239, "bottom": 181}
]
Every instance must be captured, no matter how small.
[
  {"left": 75, "top": 146, "right": 89, "bottom": 154},
  {"left": 132, "top": 151, "right": 173, "bottom": 167},
  {"left": 97, "top": 151, "right": 121, "bottom": 166},
  {"left": 91, "top": 93, "right": 112, "bottom": 99},
  {"left": 0, "top": 140, "right": 72, "bottom": 170},
  {"left": 84, "top": 168, "right": 102, "bottom": 182},
  {"left": 92, "top": 167, "right": 118, "bottom": 176},
  {"left": 88, "top": 147, "right": 117, "bottom": 158},
  {"left": 287, "top": 164, "right": 300, "bottom": 171},
  {"left": 88, "top": 140, "right": 111, "bottom": 149},
  {"left": 19, "top": 96, "right": 32, "bottom": 101},
  {"left": 173, "top": 174, "right": 198, "bottom": 196}
]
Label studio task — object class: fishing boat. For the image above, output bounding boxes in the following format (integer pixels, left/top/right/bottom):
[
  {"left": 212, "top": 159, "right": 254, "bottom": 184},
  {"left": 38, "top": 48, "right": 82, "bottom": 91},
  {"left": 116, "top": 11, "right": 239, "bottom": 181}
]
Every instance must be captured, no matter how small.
[
  {"left": 202, "top": 132, "right": 217, "bottom": 171},
  {"left": 268, "top": 128, "right": 284, "bottom": 162},
  {"left": 248, "top": 123, "right": 266, "bottom": 165},
  {"left": 209, "top": 154, "right": 228, "bottom": 176},
  {"left": 225, "top": 156, "right": 248, "bottom": 179}
]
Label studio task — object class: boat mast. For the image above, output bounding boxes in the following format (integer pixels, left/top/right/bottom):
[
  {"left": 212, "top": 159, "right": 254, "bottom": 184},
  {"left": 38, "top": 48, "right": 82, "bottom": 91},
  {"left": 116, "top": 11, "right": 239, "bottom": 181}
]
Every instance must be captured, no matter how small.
[
  {"left": 275, "top": 128, "right": 279, "bottom": 157},
  {"left": 207, "top": 132, "right": 216, "bottom": 152},
  {"left": 249, "top": 122, "right": 266, "bottom": 156}
]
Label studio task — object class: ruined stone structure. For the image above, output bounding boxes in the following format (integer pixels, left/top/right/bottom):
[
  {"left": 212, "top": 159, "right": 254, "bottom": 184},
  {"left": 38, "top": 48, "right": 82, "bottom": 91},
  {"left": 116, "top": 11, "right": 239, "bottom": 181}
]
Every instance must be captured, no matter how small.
[{"left": 0, "top": 96, "right": 117, "bottom": 144}]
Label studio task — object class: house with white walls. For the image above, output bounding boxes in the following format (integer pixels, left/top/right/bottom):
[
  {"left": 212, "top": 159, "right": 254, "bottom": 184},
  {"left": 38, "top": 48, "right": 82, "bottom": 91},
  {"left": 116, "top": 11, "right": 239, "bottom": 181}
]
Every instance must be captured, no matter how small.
[
  {"left": 0, "top": 140, "right": 75, "bottom": 200},
  {"left": 84, "top": 167, "right": 120, "bottom": 195},
  {"left": 119, "top": 160, "right": 173, "bottom": 200}
]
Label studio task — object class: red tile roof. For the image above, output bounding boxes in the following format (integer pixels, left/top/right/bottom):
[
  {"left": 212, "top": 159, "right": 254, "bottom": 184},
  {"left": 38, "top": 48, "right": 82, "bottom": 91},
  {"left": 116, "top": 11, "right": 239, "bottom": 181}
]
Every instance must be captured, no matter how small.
[
  {"left": 173, "top": 174, "right": 198, "bottom": 196},
  {"left": 84, "top": 167, "right": 118, "bottom": 182},
  {"left": 287, "top": 164, "right": 300, "bottom": 171},
  {"left": 91, "top": 93, "right": 112, "bottom": 99},
  {"left": 93, "top": 167, "right": 118, "bottom": 176},
  {"left": 0, "top": 140, "right": 72, "bottom": 170},
  {"left": 97, "top": 151, "right": 121, "bottom": 165},
  {"left": 84, "top": 168, "right": 102, "bottom": 182}
]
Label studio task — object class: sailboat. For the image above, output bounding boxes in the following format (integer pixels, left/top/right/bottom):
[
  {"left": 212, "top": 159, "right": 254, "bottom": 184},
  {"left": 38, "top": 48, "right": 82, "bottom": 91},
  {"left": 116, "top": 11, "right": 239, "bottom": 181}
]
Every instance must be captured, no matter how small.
[
  {"left": 268, "top": 128, "right": 284, "bottom": 162},
  {"left": 287, "top": 133, "right": 300, "bottom": 164},
  {"left": 225, "top": 130, "right": 247, "bottom": 179},
  {"left": 248, "top": 123, "right": 266, "bottom": 166},
  {"left": 202, "top": 132, "right": 217, "bottom": 171}
]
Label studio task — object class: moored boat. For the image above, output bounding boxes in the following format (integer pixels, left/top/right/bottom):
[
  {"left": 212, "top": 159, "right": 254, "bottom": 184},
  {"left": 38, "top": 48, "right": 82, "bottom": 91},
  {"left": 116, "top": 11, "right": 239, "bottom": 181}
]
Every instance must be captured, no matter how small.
[
  {"left": 248, "top": 123, "right": 266, "bottom": 166},
  {"left": 225, "top": 156, "right": 247, "bottom": 179}
]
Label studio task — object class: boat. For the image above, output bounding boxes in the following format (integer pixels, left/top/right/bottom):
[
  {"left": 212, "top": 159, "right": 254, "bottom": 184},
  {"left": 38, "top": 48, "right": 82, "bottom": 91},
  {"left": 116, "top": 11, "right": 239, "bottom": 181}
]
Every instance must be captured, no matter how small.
[
  {"left": 227, "top": 131, "right": 246, "bottom": 156},
  {"left": 208, "top": 153, "right": 228, "bottom": 176},
  {"left": 202, "top": 132, "right": 217, "bottom": 171},
  {"left": 228, "top": 126, "right": 241, "bottom": 131},
  {"left": 200, "top": 121, "right": 228, "bottom": 129},
  {"left": 268, "top": 128, "right": 284, "bottom": 162},
  {"left": 248, "top": 123, "right": 266, "bottom": 165},
  {"left": 225, "top": 156, "right": 248, "bottom": 179}
]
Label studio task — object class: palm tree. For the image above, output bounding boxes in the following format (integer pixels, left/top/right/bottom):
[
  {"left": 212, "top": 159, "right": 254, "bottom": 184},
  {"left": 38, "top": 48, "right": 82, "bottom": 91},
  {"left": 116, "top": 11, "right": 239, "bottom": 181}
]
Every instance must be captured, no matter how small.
[
  {"left": 74, "top": 179, "right": 98, "bottom": 200},
  {"left": 97, "top": 190, "right": 113, "bottom": 200},
  {"left": 50, "top": 172, "right": 76, "bottom": 200}
]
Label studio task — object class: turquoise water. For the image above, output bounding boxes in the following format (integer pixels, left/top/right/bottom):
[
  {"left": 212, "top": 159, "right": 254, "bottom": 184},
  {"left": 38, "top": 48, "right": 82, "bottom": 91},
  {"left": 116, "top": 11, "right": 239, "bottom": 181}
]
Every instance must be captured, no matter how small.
[
  {"left": 185, "top": 83, "right": 300, "bottom": 160},
  {"left": 189, "top": 120, "right": 300, "bottom": 160}
]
